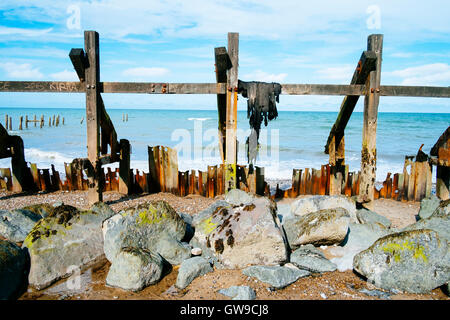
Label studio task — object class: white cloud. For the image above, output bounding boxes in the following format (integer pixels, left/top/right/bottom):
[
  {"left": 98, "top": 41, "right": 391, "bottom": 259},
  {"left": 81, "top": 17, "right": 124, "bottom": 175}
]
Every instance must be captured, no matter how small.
[
  {"left": 316, "top": 65, "right": 354, "bottom": 82},
  {"left": 0, "top": 62, "right": 43, "bottom": 79},
  {"left": 0, "top": 26, "right": 53, "bottom": 37},
  {"left": 241, "top": 70, "right": 288, "bottom": 82},
  {"left": 386, "top": 63, "right": 450, "bottom": 85},
  {"left": 49, "top": 69, "right": 78, "bottom": 80},
  {"left": 122, "top": 67, "right": 170, "bottom": 80}
]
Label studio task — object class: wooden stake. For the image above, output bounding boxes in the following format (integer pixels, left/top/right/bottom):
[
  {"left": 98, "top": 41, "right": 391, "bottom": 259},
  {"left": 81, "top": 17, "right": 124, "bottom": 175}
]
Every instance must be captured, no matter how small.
[
  {"left": 359, "top": 34, "right": 383, "bottom": 209},
  {"left": 85, "top": 30, "right": 103, "bottom": 204},
  {"left": 224, "top": 32, "right": 239, "bottom": 192}
]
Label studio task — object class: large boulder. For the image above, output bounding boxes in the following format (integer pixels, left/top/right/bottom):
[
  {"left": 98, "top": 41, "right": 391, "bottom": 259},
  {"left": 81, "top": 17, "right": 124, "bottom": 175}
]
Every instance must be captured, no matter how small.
[
  {"left": 106, "top": 247, "right": 165, "bottom": 292},
  {"left": 0, "top": 240, "right": 30, "bottom": 300},
  {"left": 431, "top": 199, "right": 450, "bottom": 218},
  {"left": 330, "top": 222, "right": 391, "bottom": 271},
  {"left": 0, "top": 209, "right": 41, "bottom": 242},
  {"left": 242, "top": 265, "right": 310, "bottom": 289},
  {"left": 283, "top": 207, "right": 350, "bottom": 249},
  {"left": 356, "top": 208, "right": 391, "bottom": 229},
  {"left": 103, "top": 201, "right": 191, "bottom": 266},
  {"left": 417, "top": 195, "right": 441, "bottom": 220},
  {"left": 290, "top": 195, "right": 357, "bottom": 222},
  {"left": 402, "top": 214, "right": 450, "bottom": 243},
  {"left": 353, "top": 229, "right": 450, "bottom": 294},
  {"left": 190, "top": 190, "right": 288, "bottom": 268},
  {"left": 290, "top": 244, "right": 337, "bottom": 273},
  {"left": 23, "top": 202, "right": 115, "bottom": 290},
  {"left": 21, "top": 203, "right": 54, "bottom": 219},
  {"left": 175, "top": 257, "right": 213, "bottom": 290}
]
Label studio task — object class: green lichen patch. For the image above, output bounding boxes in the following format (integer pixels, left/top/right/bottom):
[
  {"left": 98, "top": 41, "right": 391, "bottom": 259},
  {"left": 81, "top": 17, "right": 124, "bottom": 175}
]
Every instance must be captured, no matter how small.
[{"left": 49, "top": 205, "right": 79, "bottom": 225}]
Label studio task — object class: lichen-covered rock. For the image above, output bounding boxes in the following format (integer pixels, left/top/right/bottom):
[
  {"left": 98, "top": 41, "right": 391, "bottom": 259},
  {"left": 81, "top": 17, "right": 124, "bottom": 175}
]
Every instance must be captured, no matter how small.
[
  {"left": 290, "top": 195, "right": 357, "bottom": 222},
  {"left": 431, "top": 199, "right": 450, "bottom": 218},
  {"left": 0, "top": 209, "right": 41, "bottom": 242},
  {"left": 225, "top": 189, "right": 255, "bottom": 206},
  {"left": 242, "top": 265, "right": 310, "bottom": 289},
  {"left": 190, "top": 194, "right": 288, "bottom": 269},
  {"left": 290, "top": 244, "right": 337, "bottom": 273},
  {"left": 23, "top": 202, "right": 115, "bottom": 290},
  {"left": 103, "top": 201, "right": 190, "bottom": 265},
  {"left": 356, "top": 208, "right": 391, "bottom": 228},
  {"left": 0, "top": 240, "right": 30, "bottom": 300},
  {"left": 106, "top": 247, "right": 164, "bottom": 292},
  {"left": 353, "top": 229, "right": 450, "bottom": 294},
  {"left": 21, "top": 203, "right": 54, "bottom": 219},
  {"left": 218, "top": 286, "right": 256, "bottom": 300},
  {"left": 175, "top": 257, "right": 213, "bottom": 290},
  {"left": 283, "top": 207, "right": 350, "bottom": 249},
  {"left": 417, "top": 195, "right": 441, "bottom": 220}
]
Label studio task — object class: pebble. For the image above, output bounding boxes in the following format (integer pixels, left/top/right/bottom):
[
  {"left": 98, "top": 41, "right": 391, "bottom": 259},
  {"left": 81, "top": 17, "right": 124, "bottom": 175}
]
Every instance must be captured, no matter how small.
[{"left": 320, "top": 293, "right": 327, "bottom": 299}]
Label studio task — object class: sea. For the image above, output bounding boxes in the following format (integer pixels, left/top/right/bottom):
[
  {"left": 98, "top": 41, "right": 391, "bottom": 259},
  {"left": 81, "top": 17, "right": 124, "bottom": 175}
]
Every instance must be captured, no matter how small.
[{"left": 0, "top": 107, "right": 448, "bottom": 183}]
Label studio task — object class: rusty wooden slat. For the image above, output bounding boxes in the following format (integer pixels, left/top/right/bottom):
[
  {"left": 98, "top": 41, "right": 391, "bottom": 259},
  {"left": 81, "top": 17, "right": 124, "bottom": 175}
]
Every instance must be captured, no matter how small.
[
  {"left": 319, "top": 165, "right": 327, "bottom": 196},
  {"left": 407, "top": 162, "right": 416, "bottom": 201},
  {"left": 198, "top": 171, "right": 204, "bottom": 196},
  {"left": 392, "top": 173, "right": 399, "bottom": 201},
  {"left": 30, "top": 163, "right": 41, "bottom": 190},
  {"left": 217, "top": 165, "right": 224, "bottom": 195},
  {"left": 189, "top": 170, "right": 195, "bottom": 195},
  {"left": 344, "top": 172, "right": 352, "bottom": 197},
  {"left": 386, "top": 173, "right": 392, "bottom": 199}
]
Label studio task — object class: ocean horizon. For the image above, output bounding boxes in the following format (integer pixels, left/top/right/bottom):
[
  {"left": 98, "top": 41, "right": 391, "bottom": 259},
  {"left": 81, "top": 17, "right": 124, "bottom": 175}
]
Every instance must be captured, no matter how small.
[{"left": 0, "top": 107, "right": 448, "bottom": 183}]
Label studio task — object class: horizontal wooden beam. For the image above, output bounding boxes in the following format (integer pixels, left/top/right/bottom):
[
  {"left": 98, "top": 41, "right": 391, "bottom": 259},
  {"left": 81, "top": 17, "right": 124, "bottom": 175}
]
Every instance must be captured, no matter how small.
[{"left": 0, "top": 81, "right": 449, "bottom": 97}]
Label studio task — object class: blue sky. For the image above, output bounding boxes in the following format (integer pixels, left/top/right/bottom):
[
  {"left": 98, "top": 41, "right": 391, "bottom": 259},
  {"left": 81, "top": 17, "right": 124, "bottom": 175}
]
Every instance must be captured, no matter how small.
[{"left": 0, "top": 0, "right": 449, "bottom": 112}]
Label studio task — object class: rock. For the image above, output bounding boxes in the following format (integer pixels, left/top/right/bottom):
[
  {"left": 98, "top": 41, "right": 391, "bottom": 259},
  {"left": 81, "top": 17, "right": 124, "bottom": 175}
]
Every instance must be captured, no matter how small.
[
  {"left": 283, "top": 207, "right": 350, "bottom": 249},
  {"left": 358, "top": 288, "right": 391, "bottom": 299},
  {"left": 21, "top": 203, "right": 54, "bottom": 218},
  {"left": 330, "top": 222, "right": 391, "bottom": 271},
  {"left": 290, "top": 195, "right": 357, "bottom": 222},
  {"left": 402, "top": 214, "right": 450, "bottom": 243},
  {"left": 103, "top": 201, "right": 190, "bottom": 265},
  {"left": 218, "top": 286, "right": 256, "bottom": 300},
  {"left": 0, "top": 240, "right": 30, "bottom": 300},
  {"left": 175, "top": 257, "right": 213, "bottom": 290},
  {"left": 431, "top": 199, "right": 450, "bottom": 218},
  {"left": 106, "top": 247, "right": 164, "bottom": 292},
  {"left": 290, "top": 244, "right": 337, "bottom": 273},
  {"left": 242, "top": 265, "right": 310, "bottom": 289},
  {"left": 225, "top": 189, "right": 255, "bottom": 206},
  {"left": 356, "top": 208, "right": 391, "bottom": 228},
  {"left": 417, "top": 195, "right": 441, "bottom": 220},
  {"left": 0, "top": 209, "right": 41, "bottom": 242},
  {"left": 353, "top": 229, "right": 450, "bottom": 294},
  {"left": 23, "top": 202, "right": 115, "bottom": 290},
  {"left": 190, "top": 194, "right": 288, "bottom": 268},
  {"left": 191, "top": 247, "right": 202, "bottom": 256}
]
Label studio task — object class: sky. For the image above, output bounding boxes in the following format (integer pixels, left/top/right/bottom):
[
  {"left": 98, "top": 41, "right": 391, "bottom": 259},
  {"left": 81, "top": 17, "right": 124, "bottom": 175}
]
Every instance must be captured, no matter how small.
[{"left": 0, "top": 0, "right": 449, "bottom": 112}]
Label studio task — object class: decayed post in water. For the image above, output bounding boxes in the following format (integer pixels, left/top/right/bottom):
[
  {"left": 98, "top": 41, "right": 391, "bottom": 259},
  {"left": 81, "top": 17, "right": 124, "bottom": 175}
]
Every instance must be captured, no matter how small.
[
  {"left": 359, "top": 34, "right": 383, "bottom": 209},
  {"left": 119, "top": 139, "right": 131, "bottom": 195},
  {"left": 224, "top": 32, "right": 239, "bottom": 192},
  {"left": 85, "top": 30, "right": 103, "bottom": 204}
]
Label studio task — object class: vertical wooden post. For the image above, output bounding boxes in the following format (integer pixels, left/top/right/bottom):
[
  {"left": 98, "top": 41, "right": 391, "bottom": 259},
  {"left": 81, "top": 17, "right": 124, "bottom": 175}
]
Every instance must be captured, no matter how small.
[
  {"left": 40, "top": 115, "right": 44, "bottom": 128},
  {"left": 359, "top": 34, "right": 383, "bottom": 209},
  {"left": 214, "top": 46, "right": 230, "bottom": 163},
  {"left": 85, "top": 30, "right": 103, "bottom": 204},
  {"left": 119, "top": 139, "right": 131, "bottom": 195},
  {"left": 9, "top": 117, "right": 12, "bottom": 131},
  {"left": 19, "top": 116, "right": 23, "bottom": 130},
  {"left": 329, "top": 134, "right": 345, "bottom": 195},
  {"left": 5, "top": 115, "right": 8, "bottom": 130},
  {"left": 25, "top": 115, "right": 28, "bottom": 129},
  {"left": 10, "top": 136, "right": 33, "bottom": 192},
  {"left": 224, "top": 32, "right": 239, "bottom": 192},
  {"left": 34, "top": 115, "right": 37, "bottom": 127}
]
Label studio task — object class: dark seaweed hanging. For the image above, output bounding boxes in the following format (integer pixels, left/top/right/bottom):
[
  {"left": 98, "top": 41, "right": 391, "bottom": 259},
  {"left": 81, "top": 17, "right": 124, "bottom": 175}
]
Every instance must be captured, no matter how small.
[{"left": 238, "top": 80, "right": 281, "bottom": 166}]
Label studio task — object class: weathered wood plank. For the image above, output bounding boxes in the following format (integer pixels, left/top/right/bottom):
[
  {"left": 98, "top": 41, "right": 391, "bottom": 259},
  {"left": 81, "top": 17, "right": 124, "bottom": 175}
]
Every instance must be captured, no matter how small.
[
  {"left": 224, "top": 32, "right": 239, "bottom": 192},
  {"left": 85, "top": 30, "right": 103, "bottom": 204},
  {"left": 324, "top": 51, "right": 377, "bottom": 154},
  {"left": 359, "top": 34, "right": 383, "bottom": 208},
  {"left": 215, "top": 46, "right": 231, "bottom": 163}
]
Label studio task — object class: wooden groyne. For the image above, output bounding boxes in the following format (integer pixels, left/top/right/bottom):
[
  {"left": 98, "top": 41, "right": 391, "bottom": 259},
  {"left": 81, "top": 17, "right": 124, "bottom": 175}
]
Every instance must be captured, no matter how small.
[
  {"left": 4, "top": 114, "right": 65, "bottom": 130},
  {"left": 0, "top": 30, "right": 449, "bottom": 204}
]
